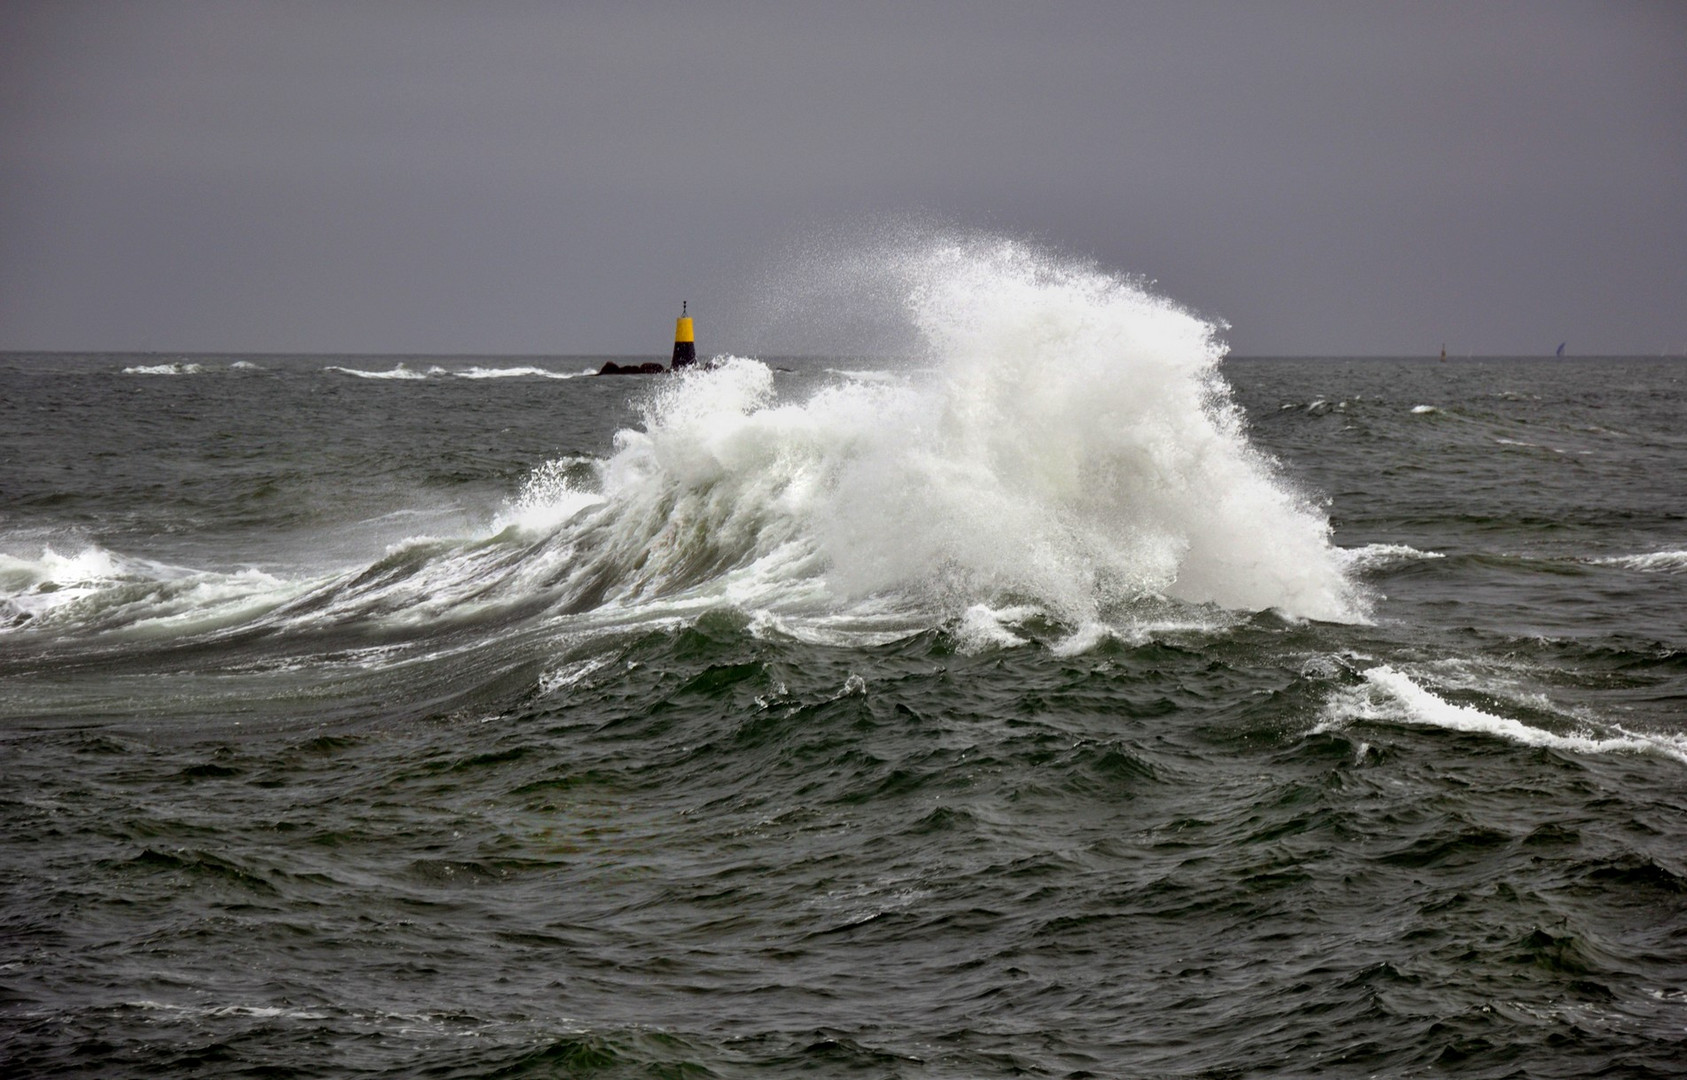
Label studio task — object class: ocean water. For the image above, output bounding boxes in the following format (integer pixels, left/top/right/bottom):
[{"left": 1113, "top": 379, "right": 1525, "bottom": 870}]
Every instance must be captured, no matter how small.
[{"left": 3, "top": 241, "right": 1685, "bottom": 1078}]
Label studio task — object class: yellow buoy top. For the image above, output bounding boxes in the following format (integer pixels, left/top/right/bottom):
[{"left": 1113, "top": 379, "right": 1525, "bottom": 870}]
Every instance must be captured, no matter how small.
[{"left": 674, "top": 316, "right": 694, "bottom": 344}]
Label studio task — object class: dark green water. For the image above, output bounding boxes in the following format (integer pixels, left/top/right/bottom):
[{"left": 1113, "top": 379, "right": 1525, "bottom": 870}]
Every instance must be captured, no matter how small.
[{"left": 3, "top": 344, "right": 1685, "bottom": 1077}]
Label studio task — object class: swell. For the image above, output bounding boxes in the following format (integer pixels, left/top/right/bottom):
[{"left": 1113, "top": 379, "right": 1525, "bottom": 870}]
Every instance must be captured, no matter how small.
[{"left": 8, "top": 623, "right": 1683, "bottom": 1078}]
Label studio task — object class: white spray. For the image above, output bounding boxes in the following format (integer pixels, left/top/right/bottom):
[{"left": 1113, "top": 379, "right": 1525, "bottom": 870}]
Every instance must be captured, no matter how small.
[
  {"left": 3, "top": 234, "right": 1363, "bottom": 643},
  {"left": 522, "top": 234, "right": 1363, "bottom": 631}
]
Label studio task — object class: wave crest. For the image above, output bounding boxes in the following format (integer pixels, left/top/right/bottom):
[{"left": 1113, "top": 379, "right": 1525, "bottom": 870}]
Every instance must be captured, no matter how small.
[
  {"left": 9, "top": 235, "right": 1363, "bottom": 645},
  {"left": 523, "top": 235, "right": 1362, "bottom": 627}
]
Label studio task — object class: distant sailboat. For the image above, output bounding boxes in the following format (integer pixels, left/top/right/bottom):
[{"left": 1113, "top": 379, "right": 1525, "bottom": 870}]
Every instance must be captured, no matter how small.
[{"left": 1556, "top": 342, "right": 1566, "bottom": 357}]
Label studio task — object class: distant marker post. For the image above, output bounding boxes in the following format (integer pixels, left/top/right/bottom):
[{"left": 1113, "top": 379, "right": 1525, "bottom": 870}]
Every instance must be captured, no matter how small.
[{"left": 672, "top": 302, "right": 696, "bottom": 369}]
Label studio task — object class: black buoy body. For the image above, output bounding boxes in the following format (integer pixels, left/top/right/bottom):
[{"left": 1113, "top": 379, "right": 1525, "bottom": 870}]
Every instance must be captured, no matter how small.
[{"left": 671, "top": 301, "right": 696, "bottom": 368}]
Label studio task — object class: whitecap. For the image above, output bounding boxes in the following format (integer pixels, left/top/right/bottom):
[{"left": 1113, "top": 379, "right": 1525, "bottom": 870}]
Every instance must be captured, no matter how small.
[
  {"left": 1592, "top": 550, "right": 1687, "bottom": 573},
  {"left": 954, "top": 603, "right": 1033, "bottom": 651},
  {"left": 1318, "top": 665, "right": 1687, "bottom": 764},
  {"left": 0, "top": 544, "right": 306, "bottom": 635},
  {"left": 1340, "top": 543, "right": 1445, "bottom": 572},
  {"left": 538, "top": 655, "right": 617, "bottom": 695},
  {"left": 493, "top": 457, "right": 608, "bottom": 535},
  {"left": 122, "top": 362, "right": 203, "bottom": 375},
  {"left": 324, "top": 364, "right": 431, "bottom": 380},
  {"left": 454, "top": 366, "right": 582, "bottom": 380}
]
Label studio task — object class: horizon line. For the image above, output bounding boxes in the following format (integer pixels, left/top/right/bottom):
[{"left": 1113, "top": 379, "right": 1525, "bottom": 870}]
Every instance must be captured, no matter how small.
[{"left": 3, "top": 349, "right": 1682, "bottom": 361}]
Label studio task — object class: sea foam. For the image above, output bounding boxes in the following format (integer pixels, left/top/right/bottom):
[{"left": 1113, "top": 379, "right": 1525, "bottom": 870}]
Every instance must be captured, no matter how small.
[
  {"left": 1593, "top": 550, "right": 1687, "bottom": 573},
  {"left": 1320, "top": 664, "right": 1687, "bottom": 764},
  {"left": 0, "top": 544, "right": 299, "bottom": 634}
]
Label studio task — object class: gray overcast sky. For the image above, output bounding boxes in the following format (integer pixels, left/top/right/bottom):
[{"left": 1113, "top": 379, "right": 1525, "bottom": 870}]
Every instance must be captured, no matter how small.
[{"left": 2, "top": 1, "right": 1683, "bottom": 356}]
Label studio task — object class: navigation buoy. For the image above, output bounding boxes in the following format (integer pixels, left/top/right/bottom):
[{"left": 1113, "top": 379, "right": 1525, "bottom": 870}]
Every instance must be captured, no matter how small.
[
  {"left": 596, "top": 301, "right": 695, "bottom": 375},
  {"left": 672, "top": 301, "right": 696, "bottom": 368}
]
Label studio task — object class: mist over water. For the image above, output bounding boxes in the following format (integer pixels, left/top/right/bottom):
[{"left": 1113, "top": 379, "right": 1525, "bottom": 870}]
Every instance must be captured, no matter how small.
[{"left": 3, "top": 236, "right": 1686, "bottom": 1078}]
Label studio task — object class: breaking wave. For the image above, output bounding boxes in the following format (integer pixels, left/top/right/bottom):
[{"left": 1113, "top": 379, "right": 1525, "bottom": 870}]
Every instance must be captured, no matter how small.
[
  {"left": 324, "top": 364, "right": 588, "bottom": 380},
  {"left": 1592, "top": 550, "right": 1687, "bottom": 573},
  {"left": 1340, "top": 543, "right": 1445, "bottom": 572},
  {"left": 325, "top": 365, "right": 441, "bottom": 380},
  {"left": 5, "top": 235, "right": 1362, "bottom": 647},
  {"left": 1319, "top": 664, "right": 1687, "bottom": 764},
  {"left": 122, "top": 362, "right": 204, "bottom": 375},
  {"left": 488, "top": 236, "right": 1362, "bottom": 635},
  {"left": 0, "top": 544, "right": 301, "bottom": 635},
  {"left": 455, "top": 366, "right": 587, "bottom": 380}
]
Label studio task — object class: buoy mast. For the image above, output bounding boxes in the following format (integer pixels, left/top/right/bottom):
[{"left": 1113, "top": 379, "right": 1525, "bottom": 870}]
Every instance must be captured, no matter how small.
[{"left": 672, "top": 301, "right": 696, "bottom": 368}]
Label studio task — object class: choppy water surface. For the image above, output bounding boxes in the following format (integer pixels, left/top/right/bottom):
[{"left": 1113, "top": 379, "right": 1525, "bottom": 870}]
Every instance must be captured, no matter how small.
[{"left": 3, "top": 241, "right": 1685, "bottom": 1077}]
